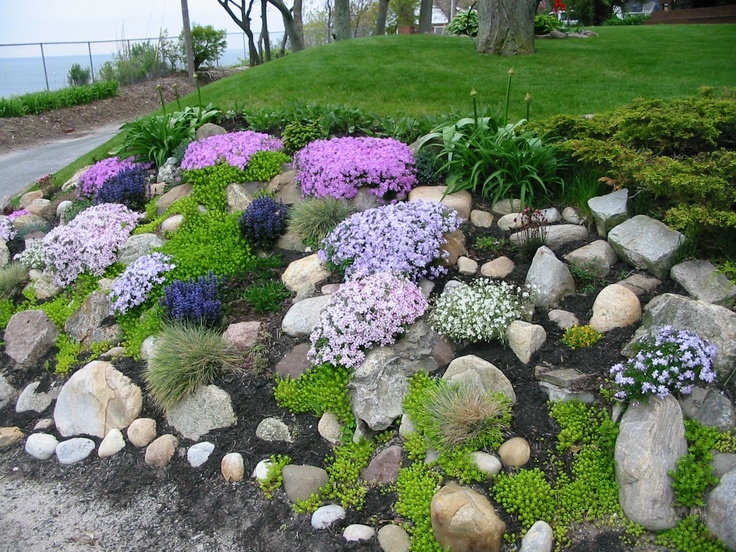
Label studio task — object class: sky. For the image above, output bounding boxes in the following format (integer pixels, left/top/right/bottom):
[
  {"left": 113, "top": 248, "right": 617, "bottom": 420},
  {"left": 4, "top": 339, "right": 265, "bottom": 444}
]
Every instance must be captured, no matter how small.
[{"left": 0, "top": 0, "right": 287, "bottom": 53}]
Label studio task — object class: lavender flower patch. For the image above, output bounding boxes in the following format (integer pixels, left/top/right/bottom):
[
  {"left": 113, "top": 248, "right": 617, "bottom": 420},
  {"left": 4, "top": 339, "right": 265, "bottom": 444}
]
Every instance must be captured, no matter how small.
[
  {"left": 77, "top": 157, "right": 139, "bottom": 199},
  {"left": 319, "top": 200, "right": 461, "bottom": 281},
  {"left": 610, "top": 325, "right": 718, "bottom": 402},
  {"left": 295, "top": 137, "right": 417, "bottom": 201},
  {"left": 308, "top": 272, "right": 428, "bottom": 369},
  {"left": 42, "top": 203, "right": 142, "bottom": 286},
  {"left": 161, "top": 272, "right": 222, "bottom": 326},
  {"left": 181, "top": 131, "right": 283, "bottom": 170},
  {"left": 0, "top": 216, "right": 15, "bottom": 242},
  {"left": 110, "top": 253, "right": 176, "bottom": 315},
  {"left": 7, "top": 209, "right": 29, "bottom": 221}
]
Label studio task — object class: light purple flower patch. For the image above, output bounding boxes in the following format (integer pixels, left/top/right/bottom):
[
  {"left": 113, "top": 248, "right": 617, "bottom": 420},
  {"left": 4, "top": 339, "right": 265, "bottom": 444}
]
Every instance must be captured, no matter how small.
[{"left": 181, "top": 131, "right": 283, "bottom": 170}]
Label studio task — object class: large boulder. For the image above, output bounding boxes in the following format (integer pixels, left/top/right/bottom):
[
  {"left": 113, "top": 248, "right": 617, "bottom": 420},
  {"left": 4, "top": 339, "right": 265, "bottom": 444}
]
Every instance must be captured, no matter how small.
[
  {"left": 117, "top": 233, "right": 164, "bottom": 265},
  {"left": 589, "top": 284, "right": 642, "bottom": 333},
  {"left": 678, "top": 388, "right": 736, "bottom": 433},
  {"left": 670, "top": 260, "right": 736, "bottom": 307},
  {"left": 563, "top": 240, "right": 618, "bottom": 278},
  {"left": 431, "top": 482, "right": 506, "bottom": 552},
  {"left": 510, "top": 224, "right": 589, "bottom": 252},
  {"left": 281, "top": 295, "right": 331, "bottom": 337},
  {"left": 64, "top": 290, "right": 122, "bottom": 347},
  {"left": 281, "top": 253, "right": 331, "bottom": 298},
  {"left": 587, "top": 188, "right": 629, "bottom": 237},
  {"left": 54, "top": 361, "right": 143, "bottom": 438},
  {"left": 607, "top": 215, "right": 685, "bottom": 279},
  {"left": 615, "top": 396, "right": 687, "bottom": 530},
  {"left": 165, "top": 385, "right": 236, "bottom": 440},
  {"left": 5, "top": 310, "right": 59, "bottom": 366},
  {"left": 442, "top": 355, "right": 516, "bottom": 403},
  {"left": 156, "top": 183, "right": 193, "bottom": 215},
  {"left": 408, "top": 186, "right": 472, "bottom": 221},
  {"left": 706, "top": 470, "right": 736, "bottom": 550},
  {"left": 625, "top": 293, "right": 736, "bottom": 377},
  {"left": 525, "top": 246, "right": 575, "bottom": 308}
]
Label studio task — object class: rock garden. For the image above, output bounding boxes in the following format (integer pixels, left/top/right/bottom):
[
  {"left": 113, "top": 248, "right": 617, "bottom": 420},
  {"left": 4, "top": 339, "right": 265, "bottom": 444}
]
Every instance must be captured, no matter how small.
[{"left": 1, "top": 92, "right": 735, "bottom": 552}]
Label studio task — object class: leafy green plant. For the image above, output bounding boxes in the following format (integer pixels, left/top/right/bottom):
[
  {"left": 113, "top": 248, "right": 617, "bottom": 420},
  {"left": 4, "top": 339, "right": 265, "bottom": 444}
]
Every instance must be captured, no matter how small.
[
  {"left": 321, "top": 439, "right": 375, "bottom": 510},
  {"left": 414, "top": 148, "right": 448, "bottom": 186},
  {"left": 535, "top": 13, "right": 563, "bottom": 34},
  {"left": 242, "top": 281, "right": 290, "bottom": 313},
  {"left": 288, "top": 197, "right": 355, "bottom": 248},
  {"left": 179, "top": 24, "right": 227, "bottom": 71},
  {"left": 118, "top": 304, "right": 165, "bottom": 359},
  {"left": 474, "top": 236, "right": 511, "bottom": 255},
  {"left": 145, "top": 322, "right": 242, "bottom": 411},
  {"left": 0, "top": 298, "right": 14, "bottom": 329},
  {"left": 281, "top": 119, "right": 328, "bottom": 155},
  {"left": 67, "top": 63, "right": 91, "bottom": 87},
  {"left": 395, "top": 462, "right": 444, "bottom": 552},
  {"left": 493, "top": 468, "right": 557, "bottom": 530},
  {"left": 258, "top": 454, "right": 291, "bottom": 498},
  {"left": 242, "top": 151, "right": 291, "bottom": 182},
  {"left": 54, "top": 334, "right": 84, "bottom": 375},
  {"left": 567, "top": 261, "right": 602, "bottom": 294},
  {"left": 0, "top": 81, "right": 118, "bottom": 118},
  {"left": 656, "top": 515, "right": 728, "bottom": 552},
  {"left": 561, "top": 325, "right": 603, "bottom": 350},
  {"left": 447, "top": 9, "right": 478, "bottom": 37}
]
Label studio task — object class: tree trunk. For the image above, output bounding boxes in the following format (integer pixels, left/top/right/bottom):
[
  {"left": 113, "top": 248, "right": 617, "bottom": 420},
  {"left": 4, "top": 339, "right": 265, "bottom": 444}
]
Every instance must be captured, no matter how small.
[
  {"left": 334, "top": 0, "right": 351, "bottom": 40},
  {"left": 418, "top": 0, "right": 434, "bottom": 33},
  {"left": 217, "top": 0, "right": 262, "bottom": 65},
  {"left": 476, "top": 0, "right": 536, "bottom": 56},
  {"left": 180, "top": 0, "right": 196, "bottom": 81},
  {"left": 260, "top": 0, "right": 272, "bottom": 61},
  {"left": 268, "top": 0, "right": 305, "bottom": 52},
  {"left": 376, "top": 0, "right": 390, "bottom": 34}
]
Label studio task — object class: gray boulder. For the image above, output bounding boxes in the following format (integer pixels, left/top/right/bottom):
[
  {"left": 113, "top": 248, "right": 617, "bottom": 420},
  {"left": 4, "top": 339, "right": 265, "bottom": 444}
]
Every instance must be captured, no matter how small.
[
  {"left": 587, "top": 188, "right": 629, "bottom": 237},
  {"left": 5, "top": 310, "right": 59, "bottom": 366},
  {"left": 679, "top": 388, "right": 736, "bottom": 433},
  {"left": 520, "top": 520, "right": 554, "bottom": 552},
  {"left": 509, "top": 224, "right": 589, "bottom": 251},
  {"left": 526, "top": 246, "right": 576, "bottom": 308},
  {"left": 56, "top": 437, "right": 95, "bottom": 465},
  {"left": 607, "top": 215, "right": 685, "bottom": 279},
  {"left": 615, "top": 396, "right": 687, "bottom": 530},
  {"left": 564, "top": 240, "right": 618, "bottom": 278},
  {"left": 0, "top": 374, "right": 15, "bottom": 410},
  {"left": 670, "top": 260, "right": 736, "bottom": 307},
  {"left": 166, "top": 385, "right": 236, "bottom": 440},
  {"left": 15, "top": 381, "right": 61, "bottom": 413},
  {"left": 282, "top": 465, "right": 329, "bottom": 503},
  {"left": 281, "top": 295, "right": 331, "bottom": 337},
  {"left": 156, "top": 183, "right": 193, "bottom": 215},
  {"left": 706, "top": 470, "right": 736, "bottom": 550},
  {"left": 25, "top": 433, "right": 58, "bottom": 460},
  {"left": 443, "top": 355, "right": 516, "bottom": 403},
  {"left": 156, "top": 157, "right": 182, "bottom": 185},
  {"left": 625, "top": 293, "right": 736, "bottom": 377},
  {"left": 195, "top": 122, "right": 227, "bottom": 140},
  {"left": 64, "top": 290, "right": 122, "bottom": 347},
  {"left": 117, "top": 233, "right": 164, "bottom": 265}
]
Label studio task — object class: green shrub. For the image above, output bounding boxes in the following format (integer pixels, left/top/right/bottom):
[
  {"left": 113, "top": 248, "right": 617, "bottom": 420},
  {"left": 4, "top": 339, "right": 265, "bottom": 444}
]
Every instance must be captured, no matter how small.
[
  {"left": 493, "top": 468, "right": 557, "bottom": 531},
  {"left": 281, "top": 119, "right": 328, "bottom": 155},
  {"left": 258, "top": 454, "right": 291, "bottom": 498},
  {"left": 656, "top": 515, "right": 728, "bottom": 552},
  {"left": 561, "top": 325, "right": 603, "bottom": 350},
  {"left": 67, "top": 63, "right": 91, "bottom": 87},
  {"left": 288, "top": 197, "right": 355, "bottom": 248},
  {"left": 180, "top": 24, "right": 227, "bottom": 71},
  {"left": 145, "top": 322, "right": 242, "bottom": 410},
  {"left": 54, "top": 334, "right": 83, "bottom": 375},
  {"left": 414, "top": 148, "right": 448, "bottom": 186},
  {"left": 535, "top": 13, "right": 562, "bottom": 34},
  {"left": 395, "top": 462, "right": 444, "bottom": 551},
  {"left": 0, "top": 81, "right": 118, "bottom": 118},
  {"left": 118, "top": 304, "right": 165, "bottom": 359},
  {"left": 321, "top": 439, "right": 375, "bottom": 509},
  {"left": 242, "top": 150, "right": 291, "bottom": 182},
  {"left": 0, "top": 263, "right": 29, "bottom": 300},
  {"left": 447, "top": 9, "right": 478, "bottom": 37},
  {"left": 105, "top": 40, "right": 170, "bottom": 85},
  {"left": 242, "top": 281, "right": 290, "bottom": 313}
]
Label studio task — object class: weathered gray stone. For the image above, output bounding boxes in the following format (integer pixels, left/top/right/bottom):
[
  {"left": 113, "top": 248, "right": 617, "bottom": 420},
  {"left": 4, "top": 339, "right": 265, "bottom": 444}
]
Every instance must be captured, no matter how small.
[
  {"left": 378, "top": 525, "right": 411, "bottom": 552},
  {"left": 564, "top": 240, "right": 618, "bottom": 278},
  {"left": 20, "top": 190, "right": 43, "bottom": 208},
  {"left": 510, "top": 224, "right": 589, "bottom": 252},
  {"left": 5, "top": 310, "right": 59, "bottom": 366},
  {"left": 0, "top": 375, "right": 15, "bottom": 410},
  {"left": 679, "top": 388, "right": 736, "bottom": 433},
  {"left": 161, "top": 214, "right": 184, "bottom": 233},
  {"left": 491, "top": 199, "right": 524, "bottom": 216},
  {"left": 187, "top": 441, "right": 215, "bottom": 467},
  {"left": 55, "top": 437, "right": 95, "bottom": 465},
  {"left": 539, "top": 382, "right": 595, "bottom": 404},
  {"left": 117, "top": 233, "right": 164, "bottom": 265},
  {"left": 221, "top": 452, "right": 245, "bottom": 482},
  {"left": 480, "top": 256, "right": 515, "bottom": 279},
  {"left": 166, "top": 385, "right": 236, "bottom": 440},
  {"left": 548, "top": 309, "right": 579, "bottom": 330},
  {"left": 25, "top": 433, "right": 58, "bottom": 460},
  {"left": 156, "top": 157, "right": 181, "bottom": 186},
  {"left": 195, "top": 123, "right": 227, "bottom": 140},
  {"left": 256, "top": 417, "right": 292, "bottom": 443},
  {"left": 497, "top": 212, "right": 526, "bottom": 231},
  {"left": 408, "top": 186, "right": 472, "bottom": 220},
  {"left": 712, "top": 453, "right": 736, "bottom": 478},
  {"left": 145, "top": 434, "right": 178, "bottom": 468},
  {"left": 311, "top": 504, "right": 346, "bottom": 530},
  {"left": 561, "top": 206, "right": 585, "bottom": 225},
  {"left": 32, "top": 272, "right": 63, "bottom": 300},
  {"left": 343, "top": 524, "right": 376, "bottom": 543},
  {"left": 617, "top": 273, "right": 662, "bottom": 297},
  {"left": 350, "top": 187, "right": 383, "bottom": 212},
  {"left": 498, "top": 437, "right": 531, "bottom": 467},
  {"left": 61, "top": 166, "right": 89, "bottom": 191},
  {"left": 520, "top": 520, "right": 554, "bottom": 552},
  {"left": 588, "top": 188, "right": 629, "bottom": 237},
  {"left": 536, "top": 367, "right": 589, "bottom": 388},
  {"left": 350, "top": 349, "right": 410, "bottom": 431},
  {"left": 615, "top": 396, "right": 687, "bottom": 530},
  {"left": 275, "top": 343, "right": 311, "bottom": 379},
  {"left": 156, "top": 183, "right": 193, "bottom": 215},
  {"left": 56, "top": 200, "right": 73, "bottom": 218},
  {"left": 281, "top": 253, "right": 331, "bottom": 297},
  {"left": 282, "top": 464, "right": 329, "bottom": 502},
  {"left": 98, "top": 429, "right": 125, "bottom": 458},
  {"left": 268, "top": 169, "right": 301, "bottom": 205},
  {"left": 275, "top": 229, "right": 307, "bottom": 252},
  {"left": 608, "top": 215, "right": 686, "bottom": 279},
  {"left": 443, "top": 355, "right": 516, "bottom": 403},
  {"left": 64, "top": 290, "right": 122, "bottom": 347},
  {"left": 506, "top": 320, "right": 546, "bottom": 364},
  {"left": 625, "top": 293, "right": 736, "bottom": 376},
  {"left": 706, "top": 470, "right": 736, "bottom": 549},
  {"left": 525, "top": 246, "right": 576, "bottom": 308},
  {"left": 470, "top": 210, "right": 493, "bottom": 228},
  {"left": 399, "top": 414, "right": 416, "bottom": 439},
  {"left": 226, "top": 182, "right": 255, "bottom": 214},
  {"left": 281, "top": 295, "right": 331, "bottom": 337},
  {"left": 0, "top": 241, "right": 9, "bottom": 268},
  {"left": 589, "top": 284, "right": 642, "bottom": 332},
  {"left": 361, "top": 445, "right": 402, "bottom": 484},
  {"left": 431, "top": 482, "right": 506, "bottom": 552},
  {"left": 54, "top": 361, "right": 142, "bottom": 438},
  {"left": 671, "top": 260, "right": 736, "bottom": 306},
  {"left": 15, "top": 381, "right": 61, "bottom": 413}
]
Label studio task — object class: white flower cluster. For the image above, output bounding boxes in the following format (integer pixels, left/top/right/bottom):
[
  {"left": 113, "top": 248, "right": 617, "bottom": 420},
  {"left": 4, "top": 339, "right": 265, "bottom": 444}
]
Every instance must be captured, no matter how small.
[
  {"left": 13, "top": 240, "right": 45, "bottom": 270},
  {"left": 429, "top": 279, "right": 534, "bottom": 343}
]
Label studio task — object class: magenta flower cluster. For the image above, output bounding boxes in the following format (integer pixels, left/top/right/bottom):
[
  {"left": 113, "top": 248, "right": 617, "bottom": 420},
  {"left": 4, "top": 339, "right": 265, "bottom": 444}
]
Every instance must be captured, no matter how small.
[
  {"left": 308, "top": 272, "right": 428, "bottom": 369},
  {"left": 42, "top": 204, "right": 142, "bottom": 286},
  {"left": 295, "top": 137, "right": 417, "bottom": 200},
  {"left": 7, "top": 209, "right": 30, "bottom": 221},
  {"left": 109, "top": 253, "right": 176, "bottom": 314},
  {"left": 181, "top": 131, "right": 284, "bottom": 170},
  {"left": 0, "top": 216, "right": 15, "bottom": 242},
  {"left": 319, "top": 200, "right": 461, "bottom": 281},
  {"left": 610, "top": 325, "right": 718, "bottom": 402},
  {"left": 77, "top": 157, "right": 139, "bottom": 199}
]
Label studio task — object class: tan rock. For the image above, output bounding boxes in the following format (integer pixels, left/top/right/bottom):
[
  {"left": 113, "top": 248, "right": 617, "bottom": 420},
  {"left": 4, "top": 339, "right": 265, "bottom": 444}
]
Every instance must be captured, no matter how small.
[
  {"left": 589, "top": 284, "right": 642, "bottom": 333},
  {"left": 25, "top": 199, "right": 51, "bottom": 216},
  {"left": 127, "top": 418, "right": 157, "bottom": 447},
  {"left": 281, "top": 253, "right": 331, "bottom": 295},
  {"left": 156, "top": 183, "right": 193, "bottom": 215},
  {"left": 470, "top": 210, "right": 493, "bottom": 228},
  {"left": 377, "top": 525, "right": 410, "bottom": 552},
  {"left": 161, "top": 214, "right": 184, "bottom": 233},
  {"left": 498, "top": 437, "right": 531, "bottom": 467},
  {"left": 439, "top": 230, "right": 467, "bottom": 267},
  {"left": 431, "top": 482, "right": 506, "bottom": 552},
  {"left": 98, "top": 428, "right": 125, "bottom": 458},
  {"left": 457, "top": 256, "right": 478, "bottom": 276},
  {"left": 0, "top": 426, "right": 24, "bottom": 448},
  {"left": 20, "top": 190, "right": 44, "bottom": 208},
  {"left": 145, "top": 434, "right": 178, "bottom": 467},
  {"left": 408, "top": 186, "right": 472, "bottom": 220},
  {"left": 481, "top": 256, "right": 515, "bottom": 279},
  {"left": 221, "top": 452, "right": 245, "bottom": 482},
  {"left": 222, "top": 321, "right": 261, "bottom": 350}
]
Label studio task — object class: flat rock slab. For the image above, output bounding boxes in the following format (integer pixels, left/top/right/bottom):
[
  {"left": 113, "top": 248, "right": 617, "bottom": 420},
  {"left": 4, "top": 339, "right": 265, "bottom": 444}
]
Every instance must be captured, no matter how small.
[
  {"left": 608, "top": 215, "right": 685, "bottom": 279},
  {"left": 670, "top": 260, "right": 736, "bottom": 306}
]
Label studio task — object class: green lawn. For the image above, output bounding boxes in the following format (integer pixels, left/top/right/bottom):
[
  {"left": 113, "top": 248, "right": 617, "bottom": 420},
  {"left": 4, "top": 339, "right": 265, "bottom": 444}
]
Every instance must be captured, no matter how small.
[{"left": 56, "top": 25, "right": 736, "bottom": 182}]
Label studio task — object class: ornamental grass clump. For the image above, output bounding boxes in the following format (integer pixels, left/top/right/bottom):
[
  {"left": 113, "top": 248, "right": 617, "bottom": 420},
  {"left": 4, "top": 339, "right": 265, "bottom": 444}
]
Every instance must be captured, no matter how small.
[
  {"left": 239, "top": 195, "right": 288, "bottom": 248},
  {"left": 0, "top": 263, "right": 29, "bottom": 300},
  {"left": 42, "top": 203, "right": 141, "bottom": 286},
  {"left": 295, "top": 136, "right": 417, "bottom": 201},
  {"left": 610, "top": 325, "right": 717, "bottom": 402},
  {"left": 288, "top": 197, "right": 355, "bottom": 248},
  {"left": 145, "top": 322, "right": 241, "bottom": 411},
  {"left": 308, "top": 272, "right": 428, "bottom": 370},
  {"left": 109, "top": 253, "right": 176, "bottom": 315},
  {"left": 319, "top": 200, "right": 461, "bottom": 281},
  {"left": 161, "top": 272, "right": 222, "bottom": 327},
  {"left": 180, "top": 131, "right": 283, "bottom": 170},
  {"left": 76, "top": 156, "right": 139, "bottom": 199},
  {"left": 429, "top": 279, "right": 533, "bottom": 343}
]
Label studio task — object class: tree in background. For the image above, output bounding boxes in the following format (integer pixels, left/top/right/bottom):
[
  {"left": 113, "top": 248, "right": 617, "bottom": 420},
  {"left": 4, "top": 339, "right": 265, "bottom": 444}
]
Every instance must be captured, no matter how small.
[
  {"left": 334, "top": 0, "right": 352, "bottom": 38},
  {"left": 67, "top": 64, "right": 91, "bottom": 86},
  {"left": 217, "top": 0, "right": 262, "bottom": 65},
  {"left": 178, "top": 24, "right": 227, "bottom": 71},
  {"left": 565, "top": 0, "right": 622, "bottom": 25},
  {"left": 476, "top": 0, "right": 536, "bottom": 55}
]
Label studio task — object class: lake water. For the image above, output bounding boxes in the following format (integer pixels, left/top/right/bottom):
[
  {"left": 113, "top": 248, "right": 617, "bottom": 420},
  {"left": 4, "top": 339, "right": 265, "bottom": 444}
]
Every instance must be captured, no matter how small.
[{"left": 0, "top": 48, "right": 250, "bottom": 98}]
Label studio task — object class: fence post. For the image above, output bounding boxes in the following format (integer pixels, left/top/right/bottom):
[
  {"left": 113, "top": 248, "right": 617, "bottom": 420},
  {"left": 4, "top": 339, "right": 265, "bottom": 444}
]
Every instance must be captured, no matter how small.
[
  {"left": 87, "top": 42, "right": 95, "bottom": 82},
  {"left": 40, "top": 43, "right": 50, "bottom": 91}
]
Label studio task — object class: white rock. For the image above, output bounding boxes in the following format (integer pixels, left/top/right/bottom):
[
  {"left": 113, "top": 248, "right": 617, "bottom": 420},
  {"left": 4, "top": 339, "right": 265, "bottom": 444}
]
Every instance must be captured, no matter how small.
[
  {"left": 252, "top": 458, "right": 272, "bottom": 481},
  {"left": 506, "top": 320, "right": 546, "bottom": 364},
  {"left": 187, "top": 441, "right": 216, "bottom": 468},
  {"left": 161, "top": 214, "right": 184, "bottom": 233},
  {"left": 343, "top": 524, "right": 376, "bottom": 542},
  {"left": 56, "top": 437, "right": 96, "bottom": 465},
  {"left": 25, "top": 433, "right": 58, "bottom": 460},
  {"left": 471, "top": 451, "right": 502, "bottom": 477},
  {"left": 520, "top": 520, "right": 554, "bottom": 552},
  {"left": 281, "top": 295, "right": 331, "bottom": 337},
  {"left": 480, "top": 256, "right": 515, "bottom": 278},
  {"left": 98, "top": 429, "right": 125, "bottom": 458},
  {"left": 15, "top": 381, "right": 61, "bottom": 413},
  {"left": 311, "top": 504, "right": 346, "bottom": 530}
]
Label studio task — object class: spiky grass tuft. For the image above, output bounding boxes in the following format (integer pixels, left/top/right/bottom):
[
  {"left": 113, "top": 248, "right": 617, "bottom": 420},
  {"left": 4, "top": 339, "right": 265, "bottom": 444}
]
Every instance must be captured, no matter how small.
[
  {"left": 288, "top": 197, "right": 355, "bottom": 248},
  {"left": 0, "top": 262, "right": 29, "bottom": 299}
]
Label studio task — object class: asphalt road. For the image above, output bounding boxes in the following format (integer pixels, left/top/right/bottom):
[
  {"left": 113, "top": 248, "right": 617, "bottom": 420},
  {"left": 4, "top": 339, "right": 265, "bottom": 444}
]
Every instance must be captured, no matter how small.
[{"left": 0, "top": 124, "right": 121, "bottom": 203}]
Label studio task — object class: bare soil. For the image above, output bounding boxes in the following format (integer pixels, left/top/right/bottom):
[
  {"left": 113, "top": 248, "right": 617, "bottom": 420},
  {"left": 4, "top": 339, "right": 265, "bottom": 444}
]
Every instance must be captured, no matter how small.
[{"left": 0, "top": 87, "right": 696, "bottom": 552}]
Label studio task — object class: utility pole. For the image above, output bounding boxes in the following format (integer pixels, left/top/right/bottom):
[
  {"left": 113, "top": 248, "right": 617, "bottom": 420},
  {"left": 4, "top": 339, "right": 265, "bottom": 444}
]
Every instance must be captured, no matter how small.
[{"left": 181, "top": 0, "right": 196, "bottom": 81}]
